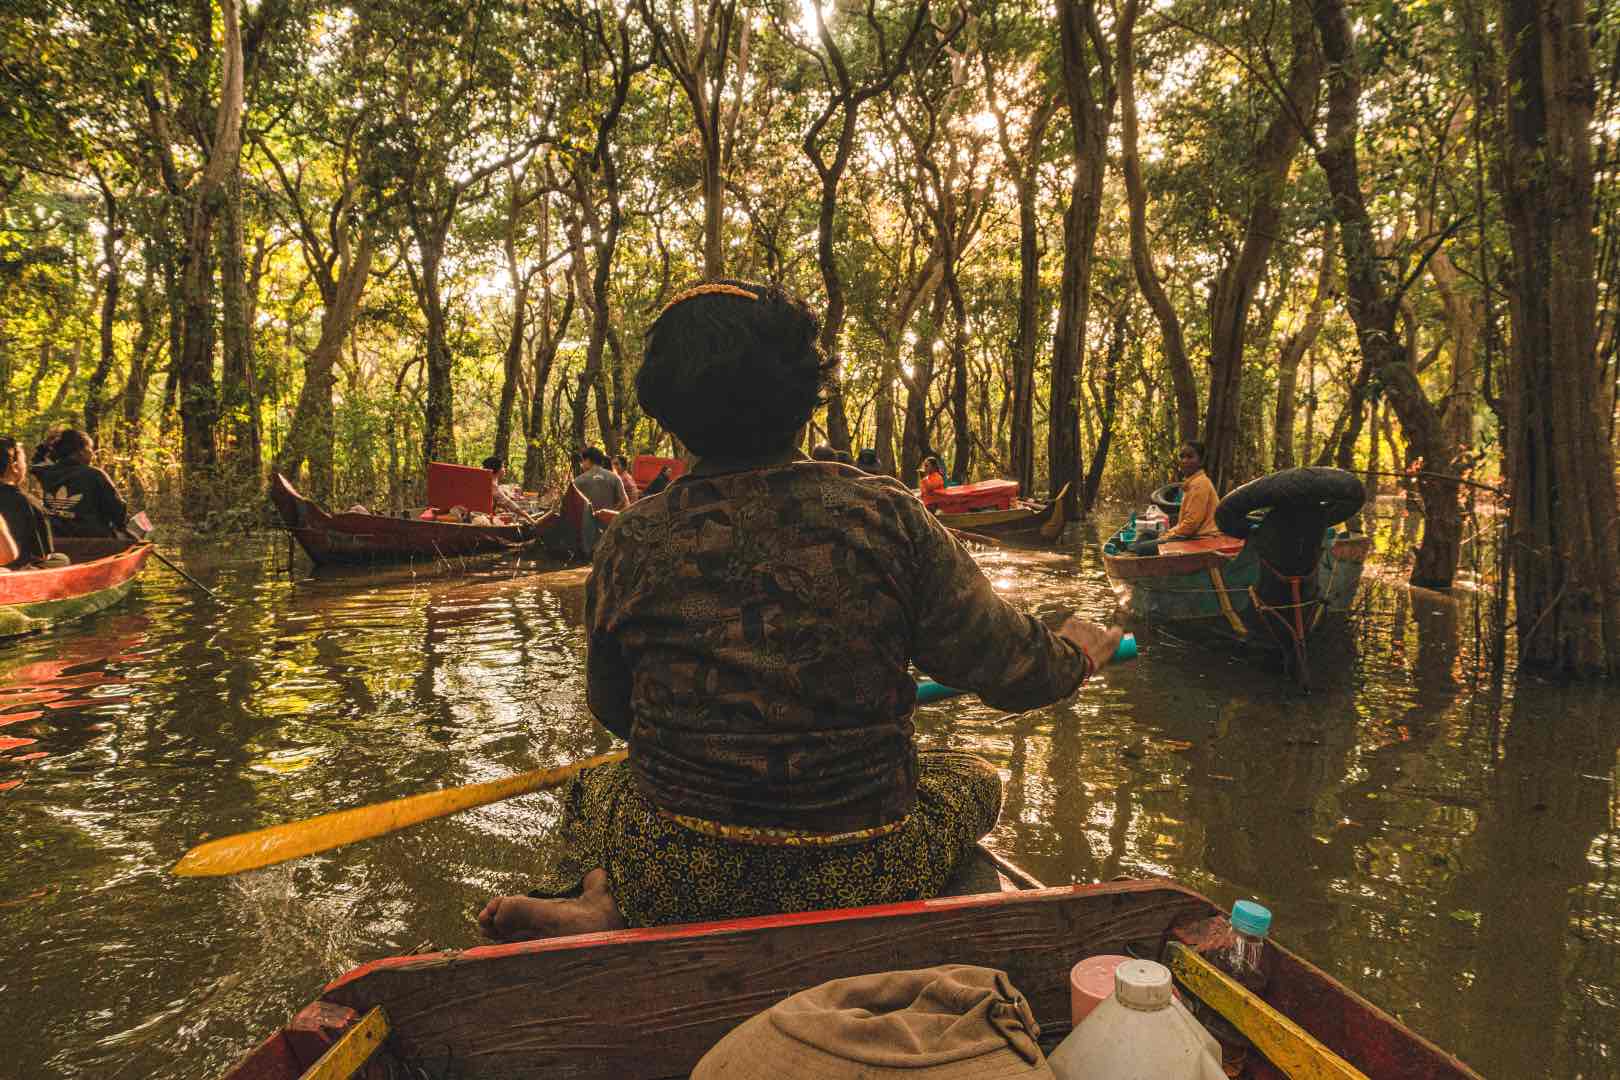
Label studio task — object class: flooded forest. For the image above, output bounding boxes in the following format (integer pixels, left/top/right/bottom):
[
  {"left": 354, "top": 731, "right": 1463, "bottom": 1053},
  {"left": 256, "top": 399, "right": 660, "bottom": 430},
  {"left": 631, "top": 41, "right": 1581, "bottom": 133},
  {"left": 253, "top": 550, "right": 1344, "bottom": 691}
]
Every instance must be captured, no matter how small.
[{"left": 2, "top": 0, "right": 1620, "bottom": 1076}]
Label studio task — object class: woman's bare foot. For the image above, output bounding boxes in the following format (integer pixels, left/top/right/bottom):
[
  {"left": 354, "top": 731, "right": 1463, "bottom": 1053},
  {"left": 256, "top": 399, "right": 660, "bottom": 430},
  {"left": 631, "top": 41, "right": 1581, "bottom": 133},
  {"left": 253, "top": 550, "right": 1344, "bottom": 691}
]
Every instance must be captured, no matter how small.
[{"left": 477, "top": 868, "right": 627, "bottom": 942}]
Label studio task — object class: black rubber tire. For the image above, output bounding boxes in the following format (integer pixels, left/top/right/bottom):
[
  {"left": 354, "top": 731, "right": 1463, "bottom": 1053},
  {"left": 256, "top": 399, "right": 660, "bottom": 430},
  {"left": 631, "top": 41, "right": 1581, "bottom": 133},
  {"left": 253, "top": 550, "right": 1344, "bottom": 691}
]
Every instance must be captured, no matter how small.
[
  {"left": 1214, "top": 467, "right": 1365, "bottom": 538},
  {"left": 1151, "top": 483, "right": 1184, "bottom": 518}
]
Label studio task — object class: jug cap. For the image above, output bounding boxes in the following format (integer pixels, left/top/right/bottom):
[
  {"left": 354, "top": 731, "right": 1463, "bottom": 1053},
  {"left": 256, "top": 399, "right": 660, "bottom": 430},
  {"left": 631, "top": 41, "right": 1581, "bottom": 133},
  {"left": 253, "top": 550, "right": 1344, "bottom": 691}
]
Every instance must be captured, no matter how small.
[
  {"left": 1113, "top": 959, "right": 1173, "bottom": 1010},
  {"left": 1231, "top": 900, "right": 1272, "bottom": 937}
]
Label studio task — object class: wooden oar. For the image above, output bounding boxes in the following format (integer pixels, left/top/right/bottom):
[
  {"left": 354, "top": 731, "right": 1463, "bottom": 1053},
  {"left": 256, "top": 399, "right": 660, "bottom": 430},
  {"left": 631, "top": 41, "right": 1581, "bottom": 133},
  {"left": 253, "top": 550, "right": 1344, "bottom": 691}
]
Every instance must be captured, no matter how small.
[
  {"left": 172, "top": 749, "right": 629, "bottom": 878},
  {"left": 174, "top": 657, "right": 1129, "bottom": 880},
  {"left": 121, "top": 529, "right": 219, "bottom": 599}
]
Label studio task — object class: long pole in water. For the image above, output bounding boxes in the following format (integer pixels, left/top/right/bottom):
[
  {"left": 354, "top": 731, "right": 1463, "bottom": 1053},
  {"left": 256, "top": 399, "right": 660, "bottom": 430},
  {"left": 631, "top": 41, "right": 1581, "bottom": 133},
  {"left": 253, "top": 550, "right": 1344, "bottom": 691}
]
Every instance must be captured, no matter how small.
[
  {"left": 123, "top": 530, "right": 219, "bottom": 599},
  {"left": 172, "top": 641, "right": 1137, "bottom": 879}
]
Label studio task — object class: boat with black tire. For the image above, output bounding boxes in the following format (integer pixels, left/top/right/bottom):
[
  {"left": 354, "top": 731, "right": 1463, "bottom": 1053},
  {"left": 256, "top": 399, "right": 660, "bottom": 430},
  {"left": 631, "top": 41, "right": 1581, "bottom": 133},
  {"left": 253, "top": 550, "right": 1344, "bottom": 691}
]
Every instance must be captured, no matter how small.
[{"left": 1101, "top": 467, "right": 1370, "bottom": 685}]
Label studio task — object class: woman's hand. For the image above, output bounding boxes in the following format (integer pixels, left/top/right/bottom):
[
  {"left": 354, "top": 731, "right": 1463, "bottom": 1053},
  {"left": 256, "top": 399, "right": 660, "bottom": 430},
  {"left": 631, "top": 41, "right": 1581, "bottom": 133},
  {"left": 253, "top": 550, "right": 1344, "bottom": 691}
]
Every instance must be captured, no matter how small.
[{"left": 1057, "top": 616, "right": 1125, "bottom": 672}]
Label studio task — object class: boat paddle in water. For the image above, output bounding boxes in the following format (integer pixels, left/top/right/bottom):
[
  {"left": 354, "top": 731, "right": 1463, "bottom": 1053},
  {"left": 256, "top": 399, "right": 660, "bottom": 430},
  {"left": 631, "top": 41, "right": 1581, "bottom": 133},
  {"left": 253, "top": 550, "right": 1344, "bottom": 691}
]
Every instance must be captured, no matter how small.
[{"left": 173, "top": 646, "right": 1137, "bottom": 879}]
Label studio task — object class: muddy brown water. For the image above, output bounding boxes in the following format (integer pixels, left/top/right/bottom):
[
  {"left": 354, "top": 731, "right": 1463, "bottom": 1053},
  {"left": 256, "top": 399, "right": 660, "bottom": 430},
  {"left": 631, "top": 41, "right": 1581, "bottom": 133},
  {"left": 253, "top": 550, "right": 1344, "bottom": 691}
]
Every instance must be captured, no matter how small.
[{"left": 0, "top": 505, "right": 1615, "bottom": 1079}]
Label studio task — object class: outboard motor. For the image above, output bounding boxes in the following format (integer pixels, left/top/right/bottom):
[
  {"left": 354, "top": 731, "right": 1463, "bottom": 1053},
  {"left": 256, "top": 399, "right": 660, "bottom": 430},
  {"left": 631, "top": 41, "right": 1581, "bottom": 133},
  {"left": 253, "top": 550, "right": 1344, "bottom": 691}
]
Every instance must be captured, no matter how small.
[{"left": 1215, "top": 467, "right": 1365, "bottom": 685}]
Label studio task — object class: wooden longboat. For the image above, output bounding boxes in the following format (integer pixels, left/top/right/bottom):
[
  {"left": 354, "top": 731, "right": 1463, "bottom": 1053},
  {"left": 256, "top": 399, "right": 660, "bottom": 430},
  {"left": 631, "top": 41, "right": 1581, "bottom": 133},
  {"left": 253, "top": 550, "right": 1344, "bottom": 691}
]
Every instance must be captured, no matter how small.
[
  {"left": 1101, "top": 531, "right": 1370, "bottom": 626},
  {"left": 935, "top": 482, "right": 1070, "bottom": 544},
  {"left": 271, "top": 473, "right": 538, "bottom": 567},
  {"left": 221, "top": 851, "right": 1479, "bottom": 1080},
  {"left": 1101, "top": 528, "right": 1369, "bottom": 687},
  {"left": 0, "top": 538, "right": 153, "bottom": 640}
]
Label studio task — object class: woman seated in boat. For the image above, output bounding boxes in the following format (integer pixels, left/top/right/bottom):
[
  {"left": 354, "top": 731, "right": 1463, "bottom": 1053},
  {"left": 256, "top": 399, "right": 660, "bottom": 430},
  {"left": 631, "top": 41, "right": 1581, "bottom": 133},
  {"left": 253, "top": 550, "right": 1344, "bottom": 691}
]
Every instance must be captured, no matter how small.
[
  {"left": 0, "top": 436, "right": 65, "bottom": 570},
  {"left": 481, "top": 455, "right": 537, "bottom": 524},
  {"left": 477, "top": 280, "right": 1122, "bottom": 941},
  {"left": 32, "top": 429, "right": 129, "bottom": 539},
  {"left": 917, "top": 455, "right": 947, "bottom": 506},
  {"left": 1130, "top": 441, "right": 1219, "bottom": 555}
]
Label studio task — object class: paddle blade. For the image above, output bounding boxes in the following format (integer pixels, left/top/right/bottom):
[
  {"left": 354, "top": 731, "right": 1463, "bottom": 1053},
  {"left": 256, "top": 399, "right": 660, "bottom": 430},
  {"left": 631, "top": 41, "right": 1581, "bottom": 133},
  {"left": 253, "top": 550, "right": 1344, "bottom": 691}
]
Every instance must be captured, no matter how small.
[{"left": 172, "top": 749, "right": 628, "bottom": 878}]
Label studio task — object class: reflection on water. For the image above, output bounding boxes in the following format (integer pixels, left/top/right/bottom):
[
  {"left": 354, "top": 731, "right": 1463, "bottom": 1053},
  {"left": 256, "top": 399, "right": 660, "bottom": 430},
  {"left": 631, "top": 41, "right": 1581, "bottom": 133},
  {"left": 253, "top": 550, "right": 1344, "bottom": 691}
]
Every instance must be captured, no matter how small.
[{"left": 0, "top": 515, "right": 1615, "bottom": 1079}]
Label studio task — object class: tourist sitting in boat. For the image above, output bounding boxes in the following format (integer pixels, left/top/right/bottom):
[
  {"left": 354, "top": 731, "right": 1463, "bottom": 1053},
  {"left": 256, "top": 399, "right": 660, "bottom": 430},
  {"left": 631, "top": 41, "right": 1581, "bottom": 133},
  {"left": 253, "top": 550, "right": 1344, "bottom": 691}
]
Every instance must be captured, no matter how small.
[
  {"left": 611, "top": 454, "right": 640, "bottom": 503},
  {"left": 481, "top": 455, "right": 537, "bottom": 523},
  {"left": 1129, "top": 440, "right": 1218, "bottom": 555},
  {"left": 855, "top": 447, "right": 882, "bottom": 473},
  {"left": 810, "top": 442, "right": 839, "bottom": 462},
  {"left": 918, "top": 455, "right": 947, "bottom": 506},
  {"left": 1, "top": 437, "right": 66, "bottom": 570},
  {"left": 32, "top": 429, "right": 129, "bottom": 539},
  {"left": 572, "top": 446, "right": 627, "bottom": 555},
  {"left": 476, "top": 279, "right": 1122, "bottom": 941},
  {"left": 575, "top": 447, "right": 628, "bottom": 512}
]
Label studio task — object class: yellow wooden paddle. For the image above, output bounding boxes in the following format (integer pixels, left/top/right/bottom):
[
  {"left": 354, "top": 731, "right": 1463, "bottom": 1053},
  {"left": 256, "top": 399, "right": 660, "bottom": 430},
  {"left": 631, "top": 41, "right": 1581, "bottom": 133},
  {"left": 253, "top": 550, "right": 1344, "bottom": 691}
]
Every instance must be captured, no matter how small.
[{"left": 172, "top": 749, "right": 628, "bottom": 878}]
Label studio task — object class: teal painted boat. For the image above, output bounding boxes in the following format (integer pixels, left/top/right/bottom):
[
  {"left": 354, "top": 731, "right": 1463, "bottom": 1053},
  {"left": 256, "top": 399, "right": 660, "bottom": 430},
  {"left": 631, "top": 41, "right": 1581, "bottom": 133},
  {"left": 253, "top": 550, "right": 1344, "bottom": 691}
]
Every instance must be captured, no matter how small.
[{"left": 1100, "top": 467, "right": 1369, "bottom": 685}]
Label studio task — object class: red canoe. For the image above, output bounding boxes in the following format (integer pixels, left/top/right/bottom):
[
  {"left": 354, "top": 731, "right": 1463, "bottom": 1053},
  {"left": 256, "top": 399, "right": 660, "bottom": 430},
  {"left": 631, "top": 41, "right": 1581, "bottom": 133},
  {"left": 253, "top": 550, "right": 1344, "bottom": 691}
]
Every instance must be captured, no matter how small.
[
  {"left": 935, "top": 481, "right": 1071, "bottom": 544},
  {"left": 0, "top": 539, "right": 153, "bottom": 640},
  {"left": 221, "top": 859, "right": 1480, "bottom": 1080},
  {"left": 271, "top": 473, "right": 538, "bottom": 567}
]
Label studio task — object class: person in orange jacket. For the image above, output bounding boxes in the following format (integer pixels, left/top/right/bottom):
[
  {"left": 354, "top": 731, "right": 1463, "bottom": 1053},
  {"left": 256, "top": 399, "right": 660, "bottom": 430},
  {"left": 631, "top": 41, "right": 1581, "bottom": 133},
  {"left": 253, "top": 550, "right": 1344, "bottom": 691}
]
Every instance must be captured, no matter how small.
[
  {"left": 918, "top": 455, "right": 947, "bottom": 507},
  {"left": 1132, "top": 441, "right": 1219, "bottom": 554}
]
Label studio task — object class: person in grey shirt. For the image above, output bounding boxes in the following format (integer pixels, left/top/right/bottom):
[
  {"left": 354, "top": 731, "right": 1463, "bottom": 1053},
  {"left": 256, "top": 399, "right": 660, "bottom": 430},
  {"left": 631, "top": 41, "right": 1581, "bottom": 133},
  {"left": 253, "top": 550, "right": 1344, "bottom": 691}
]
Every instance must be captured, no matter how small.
[
  {"left": 576, "top": 446, "right": 628, "bottom": 511},
  {"left": 574, "top": 446, "right": 628, "bottom": 556}
]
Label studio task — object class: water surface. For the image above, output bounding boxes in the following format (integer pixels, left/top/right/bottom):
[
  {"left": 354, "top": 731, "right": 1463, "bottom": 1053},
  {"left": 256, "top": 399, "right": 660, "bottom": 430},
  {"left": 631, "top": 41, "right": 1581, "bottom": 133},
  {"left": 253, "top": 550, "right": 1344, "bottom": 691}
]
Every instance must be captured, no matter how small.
[{"left": 0, "top": 509, "right": 1614, "bottom": 1079}]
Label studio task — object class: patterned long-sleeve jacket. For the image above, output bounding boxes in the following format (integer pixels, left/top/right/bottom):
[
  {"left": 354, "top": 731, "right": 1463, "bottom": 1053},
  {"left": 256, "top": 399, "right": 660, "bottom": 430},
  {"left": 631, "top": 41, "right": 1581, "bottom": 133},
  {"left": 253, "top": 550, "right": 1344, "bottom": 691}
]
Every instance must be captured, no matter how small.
[{"left": 585, "top": 457, "right": 1093, "bottom": 837}]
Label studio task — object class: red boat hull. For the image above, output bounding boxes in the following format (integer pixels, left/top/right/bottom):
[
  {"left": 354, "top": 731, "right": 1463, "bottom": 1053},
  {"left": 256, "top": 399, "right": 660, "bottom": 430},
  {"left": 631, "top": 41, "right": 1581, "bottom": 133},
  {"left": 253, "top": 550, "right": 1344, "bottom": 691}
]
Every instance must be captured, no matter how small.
[
  {"left": 270, "top": 473, "right": 536, "bottom": 566},
  {"left": 0, "top": 540, "right": 153, "bottom": 639},
  {"left": 222, "top": 876, "right": 1480, "bottom": 1080}
]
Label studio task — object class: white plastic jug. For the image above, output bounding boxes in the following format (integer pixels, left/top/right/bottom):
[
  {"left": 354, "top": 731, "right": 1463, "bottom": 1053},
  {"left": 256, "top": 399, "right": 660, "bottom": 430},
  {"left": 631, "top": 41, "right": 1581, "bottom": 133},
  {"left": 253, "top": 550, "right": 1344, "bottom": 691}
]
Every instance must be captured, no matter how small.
[{"left": 1046, "top": 958, "right": 1225, "bottom": 1080}]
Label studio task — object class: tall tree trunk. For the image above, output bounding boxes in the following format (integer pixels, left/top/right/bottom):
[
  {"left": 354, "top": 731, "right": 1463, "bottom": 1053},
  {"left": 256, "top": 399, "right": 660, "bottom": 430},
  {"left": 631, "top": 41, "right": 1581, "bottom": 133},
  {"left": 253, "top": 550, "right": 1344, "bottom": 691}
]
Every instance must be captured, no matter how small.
[
  {"left": 1007, "top": 172, "right": 1043, "bottom": 494},
  {"left": 1274, "top": 225, "right": 1335, "bottom": 469},
  {"left": 494, "top": 218, "right": 530, "bottom": 467},
  {"left": 172, "top": 0, "right": 245, "bottom": 517},
  {"left": 900, "top": 287, "right": 945, "bottom": 485},
  {"left": 982, "top": 46, "right": 1057, "bottom": 496},
  {"left": 947, "top": 265, "right": 971, "bottom": 483},
  {"left": 1118, "top": 0, "right": 1197, "bottom": 444},
  {"left": 799, "top": 2, "right": 934, "bottom": 454},
  {"left": 219, "top": 170, "right": 261, "bottom": 497},
  {"left": 276, "top": 232, "right": 373, "bottom": 501},
  {"left": 417, "top": 235, "right": 456, "bottom": 465},
  {"left": 1498, "top": 0, "right": 1620, "bottom": 674},
  {"left": 1201, "top": 0, "right": 1322, "bottom": 490},
  {"left": 814, "top": 175, "right": 853, "bottom": 452},
  {"left": 85, "top": 178, "right": 121, "bottom": 438},
  {"left": 1083, "top": 301, "right": 1125, "bottom": 511},
  {"left": 1050, "top": 0, "right": 1115, "bottom": 514},
  {"left": 1314, "top": 0, "right": 1461, "bottom": 589},
  {"left": 523, "top": 256, "right": 575, "bottom": 489}
]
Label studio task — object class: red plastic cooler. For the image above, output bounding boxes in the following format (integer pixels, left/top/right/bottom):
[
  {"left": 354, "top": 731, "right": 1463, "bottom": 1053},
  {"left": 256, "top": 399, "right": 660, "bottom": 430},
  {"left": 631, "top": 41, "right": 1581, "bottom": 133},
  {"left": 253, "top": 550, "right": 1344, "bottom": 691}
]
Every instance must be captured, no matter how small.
[
  {"left": 632, "top": 455, "right": 686, "bottom": 490},
  {"left": 426, "top": 462, "right": 495, "bottom": 513},
  {"left": 924, "top": 479, "right": 1020, "bottom": 514}
]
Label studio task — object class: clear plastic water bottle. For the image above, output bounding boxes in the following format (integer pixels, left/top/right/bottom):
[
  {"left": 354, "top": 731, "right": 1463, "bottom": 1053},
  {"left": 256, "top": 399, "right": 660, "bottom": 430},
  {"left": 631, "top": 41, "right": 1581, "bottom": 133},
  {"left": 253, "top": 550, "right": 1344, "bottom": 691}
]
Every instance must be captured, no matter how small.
[
  {"left": 1221, "top": 900, "right": 1271, "bottom": 994},
  {"left": 1187, "top": 900, "right": 1273, "bottom": 1073}
]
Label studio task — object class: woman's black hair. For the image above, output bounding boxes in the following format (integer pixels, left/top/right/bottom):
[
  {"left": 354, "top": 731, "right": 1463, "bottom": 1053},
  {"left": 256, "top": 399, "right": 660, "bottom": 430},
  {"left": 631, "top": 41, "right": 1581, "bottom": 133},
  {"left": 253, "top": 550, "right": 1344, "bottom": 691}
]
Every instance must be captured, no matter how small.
[
  {"left": 482, "top": 455, "right": 504, "bottom": 472},
  {"left": 0, "top": 436, "right": 17, "bottom": 470},
  {"left": 53, "top": 428, "right": 93, "bottom": 460},
  {"left": 637, "top": 280, "right": 832, "bottom": 459},
  {"left": 32, "top": 430, "right": 59, "bottom": 464},
  {"left": 1182, "top": 440, "right": 1206, "bottom": 462},
  {"left": 612, "top": 454, "right": 630, "bottom": 470}
]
